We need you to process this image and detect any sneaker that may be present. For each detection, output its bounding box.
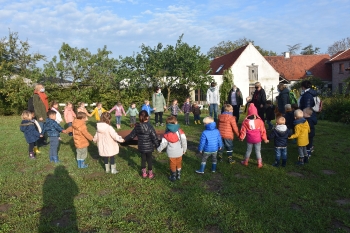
[141,168,147,178]
[228,156,235,164]
[155,123,159,127]
[148,170,154,179]
[161,123,164,126]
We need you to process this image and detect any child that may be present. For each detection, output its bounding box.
[41,110,67,163]
[303,107,317,159]
[182,97,192,125]
[124,110,159,179]
[20,110,41,159]
[77,102,92,117]
[265,100,275,130]
[217,104,239,164]
[109,102,126,129]
[239,104,269,168]
[67,112,93,168]
[64,101,76,136]
[90,102,107,122]
[288,109,310,165]
[50,100,63,124]
[268,116,291,167]
[192,102,201,125]
[168,99,182,118]
[141,100,153,117]
[157,116,187,181]
[30,110,42,154]
[195,117,223,174]
[221,101,229,114]
[125,103,139,128]
[93,112,124,174]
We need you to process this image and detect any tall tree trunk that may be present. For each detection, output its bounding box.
[167,87,171,108]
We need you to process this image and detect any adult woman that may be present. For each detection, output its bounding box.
[152,86,166,126]
[299,80,317,111]
[227,85,243,123]
[277,83,290,114]
[251,82,266,121]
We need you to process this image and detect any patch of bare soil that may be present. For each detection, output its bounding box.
[287,172,304,177]
[0,203,12,212]
[205,225,221,233]
[75,193,88,200]
[43,164,55,172]
[331,219,350,232]
[322,170,336,175]
[85,172,104,179]
[123,214,140,224]
[290,203,302,211]
[98,190,111,196]
[335,199,350,206]
[234,173,249,179]
[204,173,223,192]
[101,208,112,217]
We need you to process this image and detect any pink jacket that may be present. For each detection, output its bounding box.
[64,107,76,123]
[239,104,267,143]
[109,105,126,116]
[93,122,124,157]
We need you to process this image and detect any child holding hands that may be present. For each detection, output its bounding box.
[126,102,139,128]
[64,101,76,136]
[109,102,126,129]
[20,110,41,159]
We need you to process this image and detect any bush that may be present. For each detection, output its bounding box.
[322,95,350,123]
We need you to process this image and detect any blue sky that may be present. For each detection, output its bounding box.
[1,0,349,63]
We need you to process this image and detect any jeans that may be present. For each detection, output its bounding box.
[219,138,233,155]
[209,104,218,121]
[298,146,307,158]
[244,142,261,159]
[68,122,73,136]
[194,114,200,121]
[267,120,273,129]
[202,152,218,163]
[115,116,121,125]
[155,112,163,124]
[49,136,60,162]
[275,147,287,160]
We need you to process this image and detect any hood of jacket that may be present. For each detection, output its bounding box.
[274,124,289,136]
[209,86,217,92]
[205,121,217,130]
[166,123,180,133]
[164,130,182,143]
[218,113,233,123]
[303,88,317,97]
[294,117,306,125]
[96,122,110,133]
[72,119,86,130]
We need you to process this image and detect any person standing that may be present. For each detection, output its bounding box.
[227,85,243,123]
[251,82,266,121]
[299,80,317,111]
[152,86,166,126]
[277,83,290,115]
[206,82,220,122]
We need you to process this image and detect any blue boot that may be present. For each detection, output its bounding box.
[77,160,81,168]
[169,171,176,182]
[211,163,217,173]
[81,160,88,168]
[195,162,206,174]
[272,159,280,167]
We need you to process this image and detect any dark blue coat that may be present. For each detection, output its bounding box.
[285,111,294,130]
[305,112,317,137]
[299,89,317,110]
[41,118,64,137]
[268,125,291,147]
[198,122,223,153]
[277,88,290,114]
[20,120,40,143]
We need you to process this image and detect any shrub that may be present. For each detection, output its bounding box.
[322,95,350,123]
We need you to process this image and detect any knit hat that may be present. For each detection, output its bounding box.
[248,104,258,116]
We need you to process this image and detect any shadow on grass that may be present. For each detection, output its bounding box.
[39,165,79,232]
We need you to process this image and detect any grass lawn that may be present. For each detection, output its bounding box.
[1,114,350,233]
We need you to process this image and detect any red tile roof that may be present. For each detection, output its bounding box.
[329,48,350,62]
[209,44,248,75]
[264,54,332,81]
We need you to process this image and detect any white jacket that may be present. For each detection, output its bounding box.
[206,86,220,105]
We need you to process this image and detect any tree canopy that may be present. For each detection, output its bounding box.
[327,37,350,56]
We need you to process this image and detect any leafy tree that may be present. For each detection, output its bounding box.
[300,44,320,55]
[287,43,301,55]
[219,69,234,106]
[207,37,276,59]
[327,37,350,56]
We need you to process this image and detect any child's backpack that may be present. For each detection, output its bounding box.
[312,96,323,112]
[289,91,298,105]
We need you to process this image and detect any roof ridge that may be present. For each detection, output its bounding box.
[329,47,350,61]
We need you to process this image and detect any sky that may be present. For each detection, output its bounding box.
[1,0,349,64]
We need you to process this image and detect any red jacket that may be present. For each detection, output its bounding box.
[217,113,239,140]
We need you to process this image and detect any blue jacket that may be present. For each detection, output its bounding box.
[299,89,317,110]
[198,122,222,153]
[141,104,153,116]
[305,111,317,137]
[41,118,64,137]
[20,120,40,143]
[268,125,291,147]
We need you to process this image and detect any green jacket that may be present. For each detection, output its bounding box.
[33,94,47,122]
[152,93,166,113]
[126,107,139,117]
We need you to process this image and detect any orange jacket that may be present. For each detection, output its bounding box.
[217,113,239,140]
[67,119,93,148]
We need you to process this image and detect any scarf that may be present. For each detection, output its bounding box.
[34,90,49,112]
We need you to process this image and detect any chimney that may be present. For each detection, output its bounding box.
[284,52,290,59]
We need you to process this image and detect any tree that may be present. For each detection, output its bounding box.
[327,37,350,56]
[300,44,320,55]
[207,37,276,59]
[287,43,301,55]
[219,69,234,106]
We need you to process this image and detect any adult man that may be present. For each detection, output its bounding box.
[251,82,266,121]
[206,82,220,122]
[227,85,243,123]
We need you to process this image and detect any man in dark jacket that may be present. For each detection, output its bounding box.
[277,83,290,114]
[227,85,243,123]
[251,82,266,121]
[299,80,317,111]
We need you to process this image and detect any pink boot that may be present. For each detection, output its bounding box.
[148,170,154,179]
[241,158,249,166]
[141,168,147,178]
[257,159,263,168]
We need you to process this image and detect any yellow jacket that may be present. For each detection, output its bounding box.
[289,119,310,146]
[90,107,107,121]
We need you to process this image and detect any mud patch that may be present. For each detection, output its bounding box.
[204,173,223,192]
[75,193,88,200]
[101,208,112,217]
[287,172,304,177]
[290,203,302,211]
[331,219,350,232]
[43,164,55,172]
[0,203,12,212]
[322,170,336,175]
[123,214,140,224]
[234,173,249,179]
[335,199,350,206]
[205,225,221,233]
[85,172,104,179]
[98,190,111,196]
[171,188,183,193]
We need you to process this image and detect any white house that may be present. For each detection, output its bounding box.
[191,43,279,105]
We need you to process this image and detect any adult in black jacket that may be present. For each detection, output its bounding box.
[251,82,266,121]
[277,83,290,114]
[299,80,317,111]
[124,110,159,179]
[227,85,243,123]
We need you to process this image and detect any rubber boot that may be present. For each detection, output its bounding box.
[307,150,311,158]
[197,120,201,124]
[194,120,197,125]
[296,157,304,165]
[303,155,309,164]
[211,163,217,173]
[177,169,181,180]
[257,159,263,168]
[141,168,147,178]
[228,156,235,164]
[281,159,287,167]
[34,146,40,154]
[105,163,111,173]
[148,170,154,179]
[169,171,176,182]
[272,159,280,167]
[241,158,249,166]
[77,160,81,168]
[218,152,223,162]
[195,162,206,174]
[111,164,118,174]
[81,160,88,168]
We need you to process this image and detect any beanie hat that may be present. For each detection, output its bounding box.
[248,104,258,116]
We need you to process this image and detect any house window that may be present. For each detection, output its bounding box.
[249,66,258,81]
[339,63,345,74]
[339,83,343,94]
[195,89,206,102]
[215,65,224,74]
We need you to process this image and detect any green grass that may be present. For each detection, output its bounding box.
[1,114,350,233]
